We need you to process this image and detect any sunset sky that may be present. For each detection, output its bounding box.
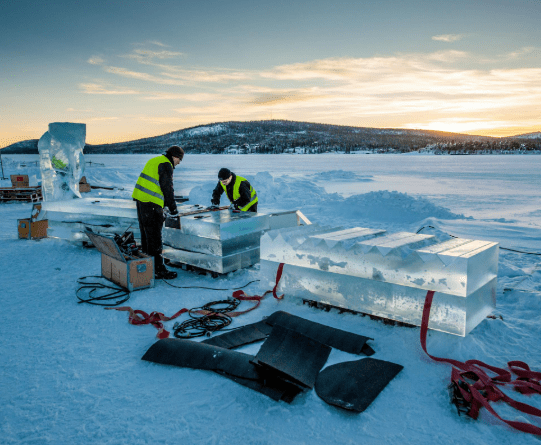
[1,0,540,146]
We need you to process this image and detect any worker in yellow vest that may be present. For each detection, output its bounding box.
[211,168,258,212]
[132,145,184,279]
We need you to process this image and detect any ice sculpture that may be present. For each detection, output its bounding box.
[38,122,86,201]
[260,225,498,336]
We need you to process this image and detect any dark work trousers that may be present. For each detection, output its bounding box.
[247,203,257,212]
[135,200,165,272]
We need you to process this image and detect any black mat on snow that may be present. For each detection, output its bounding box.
[142,338,301,402]
[251,325,331,389]
[203,310,374,356]
[315,358,403,412]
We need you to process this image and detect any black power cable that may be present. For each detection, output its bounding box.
[416,225,541,256]
[76,276,130,306]
[161,279,260,291]
[172,298,241,338]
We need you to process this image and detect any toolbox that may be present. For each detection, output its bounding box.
[85,229,154,291]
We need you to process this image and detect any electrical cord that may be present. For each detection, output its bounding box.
[416,225,541,256]
[172,298,241,338]
[76,276,130,306]
[161,279,261,291]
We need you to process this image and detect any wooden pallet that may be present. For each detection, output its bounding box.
[0,186,43,203]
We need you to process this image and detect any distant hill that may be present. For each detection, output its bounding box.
[1,120,539,154]
[514,131,541,139]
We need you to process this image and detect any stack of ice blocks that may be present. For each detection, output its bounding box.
[260,225,499,336]
[162,210,300,274]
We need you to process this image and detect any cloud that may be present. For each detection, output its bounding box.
[148,40,169,47]
[502,46,536,60]
[432,34,465,42]
[128,49,184,60]
[83,46,541,136]
[249,90,327,106]
[79,83,140,95]
[88,56,105,65]
[103,66,187,85]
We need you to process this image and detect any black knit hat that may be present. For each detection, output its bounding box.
[166,145,184,160]
[218,168,231,180]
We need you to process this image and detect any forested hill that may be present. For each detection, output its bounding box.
[2,120,540,154]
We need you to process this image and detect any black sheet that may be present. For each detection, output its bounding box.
[315,358,403,412]
[251,325,331,389]
[142,338,301,402]
[203,311,374,356]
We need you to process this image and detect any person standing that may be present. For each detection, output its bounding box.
[132,145,184,279]
[211,168,258,212]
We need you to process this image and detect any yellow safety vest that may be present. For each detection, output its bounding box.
[221,175,258,211]
[132,155,172,207]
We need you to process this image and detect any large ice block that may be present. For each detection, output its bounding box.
[260,225,499,336]
[163,246,261,274]
[38,122,86,201]
[162,209,303,273]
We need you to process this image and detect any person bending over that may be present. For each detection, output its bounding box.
[211,168,258,212]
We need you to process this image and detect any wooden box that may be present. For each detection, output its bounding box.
[85,230,154,291]
[11,175,29,187]
[79,176,91,193]
[18,218,48,239]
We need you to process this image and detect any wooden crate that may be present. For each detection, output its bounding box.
[85,230,154,291]
[11,174,29,187]
[79,176,91,193]
[18,219,48,239]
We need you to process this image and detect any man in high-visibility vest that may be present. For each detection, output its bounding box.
[132,145,184,280]
[211,168,258,212]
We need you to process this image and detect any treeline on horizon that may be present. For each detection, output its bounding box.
[3,120,541,154]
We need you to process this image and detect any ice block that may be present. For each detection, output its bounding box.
[260,225,498,336]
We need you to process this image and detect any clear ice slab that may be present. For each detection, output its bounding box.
[38,122,86,201]
[162,209,302,273]
[260,225,499,335]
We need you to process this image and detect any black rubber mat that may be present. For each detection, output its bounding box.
[142,338,301,402]
[315,358,403,412]
[202,311,374,355]
[251,325,331,389]
[266,311,375,356]
[201,320,273,349]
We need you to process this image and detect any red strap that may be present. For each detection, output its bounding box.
[272,263,285,300]
[106,306,188,338]
[107,264,287,337]
[420,290,541,436]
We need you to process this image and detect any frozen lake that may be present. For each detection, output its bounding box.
[1,153,540,444]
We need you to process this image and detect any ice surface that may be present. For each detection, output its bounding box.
[261,224,499,335]
[38,122,86,201]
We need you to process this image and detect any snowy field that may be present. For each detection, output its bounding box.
[1,153,541,445]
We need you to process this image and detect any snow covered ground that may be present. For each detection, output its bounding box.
[1,153,541,445]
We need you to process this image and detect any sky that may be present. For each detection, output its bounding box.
[1,0,541,146]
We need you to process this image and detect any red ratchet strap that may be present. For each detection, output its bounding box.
[421,290,541,436]
[273,263,285,300]
[106,306,188,339]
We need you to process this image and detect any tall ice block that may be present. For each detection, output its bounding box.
[260,226,498,336]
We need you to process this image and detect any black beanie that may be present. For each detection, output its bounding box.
[166,145,184,160]
[218,168,231,180]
